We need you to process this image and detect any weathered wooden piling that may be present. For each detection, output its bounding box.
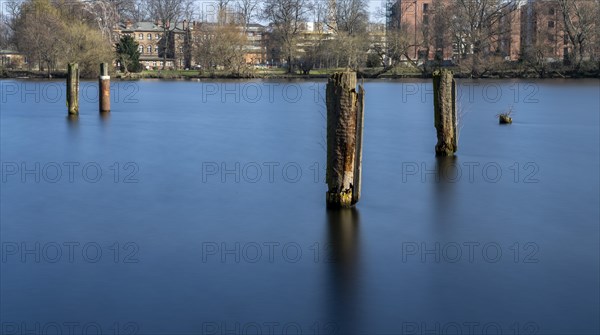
[432,69,457,156]
[326,71,365,209]
[99,63,110,113]
[67,63,79,115]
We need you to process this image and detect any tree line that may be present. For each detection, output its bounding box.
[1,0,598,77]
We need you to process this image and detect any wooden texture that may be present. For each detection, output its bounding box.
[67,63,79,115]
[433,69,457,156]
[326,71,365,208]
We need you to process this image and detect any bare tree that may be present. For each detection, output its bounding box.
[13,0,113,77]
[110,0,144,19]
[61,21,114,77]
[215,0,231,24]
[595,1,600,64]
[443,0,520,76]
[312,0,329,33]
[557,0,599,68]
[14,0,64,76]
[236,0,258,30]
[426,0,452,63]
[0,19,11,49]
[262,0,313,73]
[83,0,120,43]
[193,22,247,75]
[146,0,193,68]
[385,23,422,70]
[348,33,371,69]
[129,0,151,21]
[1,0,22,49]
[333,0,369,35]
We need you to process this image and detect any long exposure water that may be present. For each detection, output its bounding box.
[1,78,599,334]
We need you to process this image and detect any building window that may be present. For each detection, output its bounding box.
[153,61,156,67]
[155,46,159,53]
[156,34,160,39]
[139,45,144,53]
[139,33,143,40]
[148,33,152,40]
[549,8,555,15]
[548,21,555,28]
[147,45,152,53]
[423,3,429,12]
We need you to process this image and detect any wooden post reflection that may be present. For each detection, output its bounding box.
[327,208,360,267]
[433,156,458,227]
[326,208,361,332]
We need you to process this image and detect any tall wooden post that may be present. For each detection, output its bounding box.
[326,71,365,209]
[99,63,110,113]
[433,69,457,156]
[67,63,79,115]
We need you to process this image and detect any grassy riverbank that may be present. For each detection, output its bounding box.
[2,64,599,80]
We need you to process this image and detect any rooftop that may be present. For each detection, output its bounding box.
[119,21,188,33]
[0,49,21,55]
[118,21,266,33]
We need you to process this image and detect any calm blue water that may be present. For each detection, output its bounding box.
[1,78,599,334]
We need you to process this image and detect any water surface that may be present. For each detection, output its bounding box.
[1,78,599,334]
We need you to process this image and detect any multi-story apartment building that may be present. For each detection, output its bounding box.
[521,0,571,62]
[117,20,267,69]
[116,20,193,69]
[387,0,521,62]
[490,3,522,61]
[386,0,598,65]
[387,0,454,61]
[244,24,268,65]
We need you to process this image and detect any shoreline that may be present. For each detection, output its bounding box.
[2,68,599,80]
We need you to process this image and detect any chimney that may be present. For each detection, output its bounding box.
[183,19,188,30]
[125,20,132,29]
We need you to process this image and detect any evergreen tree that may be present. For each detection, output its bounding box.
[116,35,142,73]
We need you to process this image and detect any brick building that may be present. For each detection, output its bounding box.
[491,3,522,61]
[387,0,424,60]
[243,24,268,65]
[116,20,193,69]
[117,20,268,69]
[386,0,521,62]
[521,0,571,62]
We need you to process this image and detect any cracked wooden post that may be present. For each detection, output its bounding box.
[67,63,79,115]
[433,69,457,156]
[99,63,110,113]
[326,71,365,209]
